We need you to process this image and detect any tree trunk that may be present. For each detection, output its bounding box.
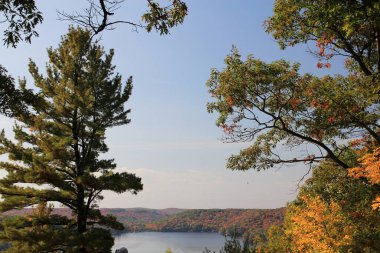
[77,185,87,253]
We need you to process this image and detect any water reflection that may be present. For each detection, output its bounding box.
[112,232,225,253]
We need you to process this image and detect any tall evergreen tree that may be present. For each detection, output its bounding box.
[0,27,142,252]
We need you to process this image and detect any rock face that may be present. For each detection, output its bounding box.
[115,247,128,253]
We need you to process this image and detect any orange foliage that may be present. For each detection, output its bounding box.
[289,97,302,110]
[226,96,234,107]
[350,138,366,147]
[309,98,331,110]
[306,88,313,97]
[287,195,353,253]
[319,101,331,110]
[315,35,335,68]
[373,197,380,210]
[327,116,335,123]
[310,98,319,107]
[349,147,380,210]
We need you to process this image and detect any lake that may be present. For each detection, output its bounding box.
[112,232,226,253]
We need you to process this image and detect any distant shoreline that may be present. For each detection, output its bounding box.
[2,207,284,236]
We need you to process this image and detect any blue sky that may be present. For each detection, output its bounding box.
[0,1,344,209]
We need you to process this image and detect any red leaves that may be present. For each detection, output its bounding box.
[316,34,334,69]
[350,138,366,147]
[219,123,237,134]
[317,62,331,69]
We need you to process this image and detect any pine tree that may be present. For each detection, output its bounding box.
[0,27,143,253]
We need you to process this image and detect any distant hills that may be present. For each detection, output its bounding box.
[3,208,284,235]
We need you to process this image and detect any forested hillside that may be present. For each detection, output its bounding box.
[2,208,284,235]
[144,209,284,235]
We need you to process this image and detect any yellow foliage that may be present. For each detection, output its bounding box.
[286,195,353,253]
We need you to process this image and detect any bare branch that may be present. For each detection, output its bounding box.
[57,0,144,35]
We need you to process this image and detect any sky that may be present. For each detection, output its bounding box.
[0,1,345,209]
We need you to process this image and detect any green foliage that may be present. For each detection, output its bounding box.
[0,66,41,117]
[59,0,187,36]
[0,0,43,47]
[261,225,290,253]
[0,1,188,47]
[0,203,77,253]
[0,67,20,117]
[207,2,380,252]
[265,0,380,76]
[0,27,142,252]
[0,0,43,117]
[207,0,380,171]
[204,233,255,253]
[207,48,380,171]
[142,0,188,35]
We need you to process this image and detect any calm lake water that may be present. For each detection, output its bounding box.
[112,232,225,253]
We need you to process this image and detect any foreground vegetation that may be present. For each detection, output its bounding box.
[209,163,380,252]
[206,0,380,252]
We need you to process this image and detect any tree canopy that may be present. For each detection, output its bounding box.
[207,49,379,170]
[207,0,380,171]
[207,1,380,250]
[0,27,142,252]
[265,0,380,76]
[0,0,188,48]
[59,0,187,36]
[0,0,43,48]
